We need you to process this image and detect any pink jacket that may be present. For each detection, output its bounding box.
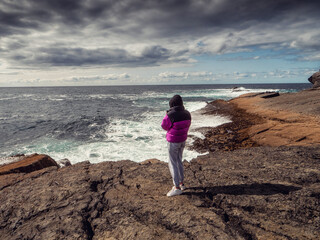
[161,106,191,143]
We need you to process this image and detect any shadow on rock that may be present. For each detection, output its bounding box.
[185,183,301,198]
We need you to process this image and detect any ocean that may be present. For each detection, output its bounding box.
[0,83,310,165]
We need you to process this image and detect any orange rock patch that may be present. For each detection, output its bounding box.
[231,91,320,147]
[0,154,59,176]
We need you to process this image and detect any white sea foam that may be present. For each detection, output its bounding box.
[48,98,64,101]
[189,112,231,140]
[88,94,117,100]
[10,100,230,164]
[0,156,24,166]
[184,101,207,112]
[0,97,18,101]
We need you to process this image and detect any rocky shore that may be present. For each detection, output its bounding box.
[1,88,320,239]
[192,88,320,153]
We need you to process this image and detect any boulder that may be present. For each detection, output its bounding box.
[308,71,320,88]
[0,153,59,176]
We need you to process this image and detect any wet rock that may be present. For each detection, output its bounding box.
[190,99,261,153]
[57,158,72,167]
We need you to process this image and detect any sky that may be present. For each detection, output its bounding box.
[0,0,319,87]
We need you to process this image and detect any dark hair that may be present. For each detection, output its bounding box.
[169,95,183,108]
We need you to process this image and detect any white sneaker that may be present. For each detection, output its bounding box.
[179,183,186,191]
[166,186,182,197]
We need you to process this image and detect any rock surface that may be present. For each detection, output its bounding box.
[308,71,320,88]
[0,154,59,176]
[191,89,320,154]
[0,154,60,192]
[0,146,320,239]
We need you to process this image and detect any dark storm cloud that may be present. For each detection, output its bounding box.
[137,0,319,38]
[1,0,319,34]
[9,45,182,67]
[1,0,320,67]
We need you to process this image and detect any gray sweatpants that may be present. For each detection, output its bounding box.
[168,141,185,187]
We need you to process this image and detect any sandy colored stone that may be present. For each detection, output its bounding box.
[0,154,59,176]
[230,89,320,147]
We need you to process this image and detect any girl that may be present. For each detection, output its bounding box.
[161,95,191,197]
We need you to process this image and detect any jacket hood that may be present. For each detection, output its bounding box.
[169,95,183,108]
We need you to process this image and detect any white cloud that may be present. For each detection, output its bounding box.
[159,71,213,79]
[302,53,320,61]
[66,73,130,82]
